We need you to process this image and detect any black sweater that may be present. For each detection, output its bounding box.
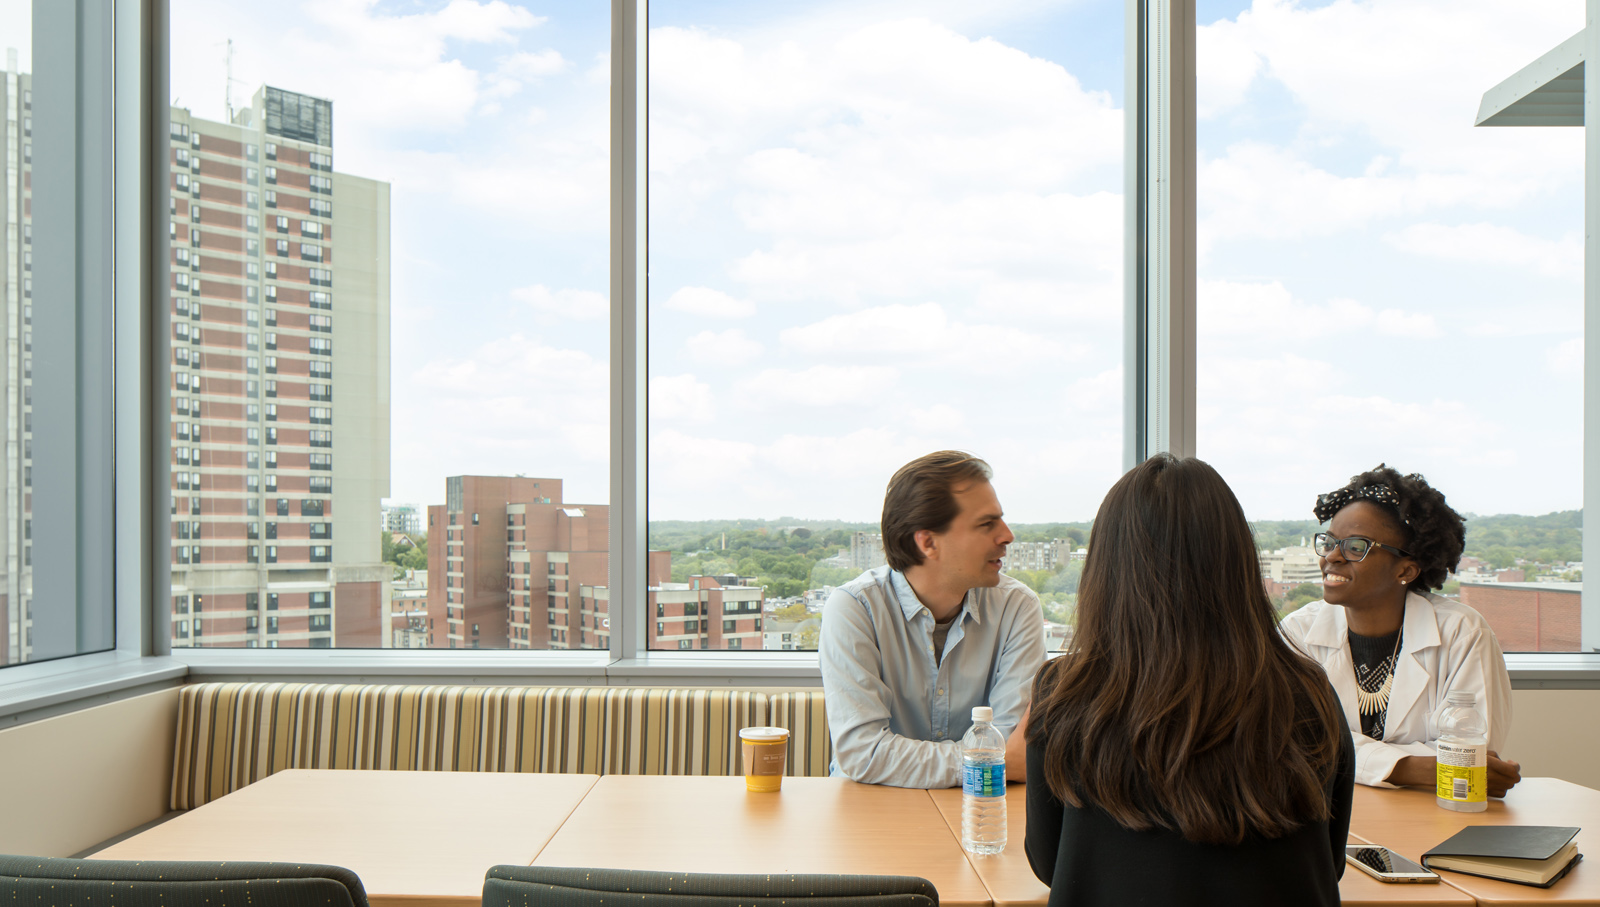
[1024,708,1355,907]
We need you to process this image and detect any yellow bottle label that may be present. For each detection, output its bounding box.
[1435,740,1487,802]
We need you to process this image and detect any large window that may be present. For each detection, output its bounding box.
[0,3,117,667]
[1197,1,1585,650]
[2,1,1596,700]
[645,2,1124,651]
[166,1,611,650]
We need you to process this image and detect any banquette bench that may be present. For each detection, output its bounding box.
[171,683,832,809]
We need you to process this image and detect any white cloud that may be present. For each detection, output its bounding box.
[1199,279,1439,341]
[649,374,716,424]
[742,364,901,407]
[662,286,756,319]
[1547,337,1583,377]
[1385,222,1581,279]
[499,49,568,79]
[650,17,1124,306]
[511,284,607,320]
[779,303,1066,371]
[904,404,966,434]
[685,329,765,365]
[1196,14,1264,119]
[1199,142,1512,250]
[647,426,934,520]
[392,334,609,504]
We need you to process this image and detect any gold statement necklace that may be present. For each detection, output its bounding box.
[1355,629,1404,716]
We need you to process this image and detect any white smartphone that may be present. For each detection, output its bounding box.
[1345,844,1441,883]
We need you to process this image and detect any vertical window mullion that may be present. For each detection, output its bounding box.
[1126,0,1196,466]
[611,0,647,663]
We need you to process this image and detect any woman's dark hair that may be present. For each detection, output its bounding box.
[880,451,992,572]
[1027,454,1344,846]
[1326,465,1465,592]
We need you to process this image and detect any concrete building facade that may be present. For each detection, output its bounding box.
[1,58,32,665]
[166,85,390,650]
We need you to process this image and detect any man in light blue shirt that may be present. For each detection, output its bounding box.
[820,450,1046,789]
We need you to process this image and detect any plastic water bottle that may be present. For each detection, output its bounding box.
[1435,690,1488,812]
[961,705,1007,854]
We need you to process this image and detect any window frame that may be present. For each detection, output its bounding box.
[2,0,1594,730]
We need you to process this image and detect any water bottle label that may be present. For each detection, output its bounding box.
[1435,741,1487,803]
[963,762,1004,797]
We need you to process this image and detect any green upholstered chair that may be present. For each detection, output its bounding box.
[0,855,369,907]
[482,866,938,907]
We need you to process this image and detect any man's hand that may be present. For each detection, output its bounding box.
[1387,751,1522,797]
[1004,704,1030,783]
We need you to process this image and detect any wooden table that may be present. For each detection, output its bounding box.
[88,770,1600,907]
[532,775,992,907]
[92,770,598,907]
[927,786,1474,906]
[1349,779,1600,905]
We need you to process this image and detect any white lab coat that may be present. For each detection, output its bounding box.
[1278,590,1512,788]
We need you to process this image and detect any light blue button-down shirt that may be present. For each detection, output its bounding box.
[819,565,1046,789]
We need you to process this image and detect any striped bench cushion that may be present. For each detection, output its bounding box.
[769,691,832,777]
[172,684,831,809]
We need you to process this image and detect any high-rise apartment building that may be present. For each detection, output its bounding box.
[167,86,390,649]
[850,531,885,571]
[1,54,33,665]
[381,502,421,535]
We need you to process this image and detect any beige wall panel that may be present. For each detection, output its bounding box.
[1507,688,1600,789]
[0,688,179,856]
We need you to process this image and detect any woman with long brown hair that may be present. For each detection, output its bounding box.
[1025,455,1354,906]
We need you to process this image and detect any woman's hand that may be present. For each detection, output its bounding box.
[1387,751,1522,797]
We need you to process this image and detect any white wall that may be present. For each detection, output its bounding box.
[0,688,178,857]
[1507,688,1600,789]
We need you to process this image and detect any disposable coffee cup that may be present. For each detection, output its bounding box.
[739,726,789,792]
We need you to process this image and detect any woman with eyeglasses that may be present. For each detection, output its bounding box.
[1278,465,1519,794]
[1025,455,1352,906]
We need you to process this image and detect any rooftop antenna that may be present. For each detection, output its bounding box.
[225,38,234,122]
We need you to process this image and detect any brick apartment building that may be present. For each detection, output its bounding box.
[425,474,762,650]
[1460,581,1582,652]
[651,574,764,650]
[166,86,391,649]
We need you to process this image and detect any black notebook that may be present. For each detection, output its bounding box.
[1421,826,1582,888]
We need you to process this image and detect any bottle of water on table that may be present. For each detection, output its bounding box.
[1435,690,1488,813]
[961,705,1007,854]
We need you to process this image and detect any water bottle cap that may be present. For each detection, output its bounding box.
[972,706,993,722]
[1445,690,1476,707]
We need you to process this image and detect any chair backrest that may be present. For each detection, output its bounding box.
[483,866,937,907]
[0,854,370,907]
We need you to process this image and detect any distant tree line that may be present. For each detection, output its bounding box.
[1248,510,1582,568]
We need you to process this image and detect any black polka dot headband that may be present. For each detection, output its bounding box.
[1313,484,1411,526]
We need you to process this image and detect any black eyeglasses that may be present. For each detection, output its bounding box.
[1313,532,1413,562]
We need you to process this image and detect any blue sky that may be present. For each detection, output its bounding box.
[141,0,1589,524]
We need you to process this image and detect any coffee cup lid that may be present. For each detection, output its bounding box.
[739,726,789,741]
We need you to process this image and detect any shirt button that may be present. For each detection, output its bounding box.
[937,689,944,695]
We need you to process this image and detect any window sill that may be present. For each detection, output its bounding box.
[173,648,822,687]
[175,648,615,685]
[1506,653,1600,688]
[608,652,821,686]
[0,652,188,727]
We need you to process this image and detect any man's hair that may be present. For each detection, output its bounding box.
[880,451,993,572]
